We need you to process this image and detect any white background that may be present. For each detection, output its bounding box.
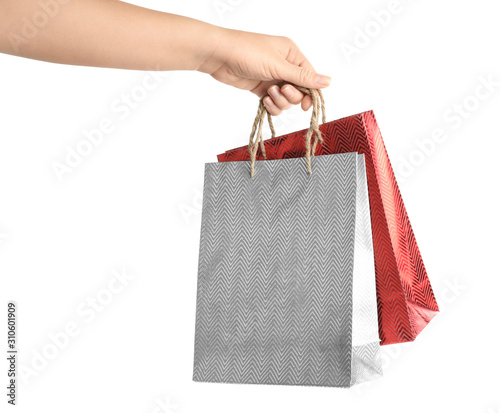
[1,0,499,412]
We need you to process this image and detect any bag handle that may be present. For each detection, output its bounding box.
[248,83,326,178]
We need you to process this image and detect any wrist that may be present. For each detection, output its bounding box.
[157,14,229,72]
[195,25,234,74]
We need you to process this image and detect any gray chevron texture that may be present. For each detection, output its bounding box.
[193,152,382,387]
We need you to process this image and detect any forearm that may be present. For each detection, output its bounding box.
[0,0,330,112]
[0,0,223,70]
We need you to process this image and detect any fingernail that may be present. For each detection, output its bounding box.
[316,74,331,87]
[263,97,273,107]
[282,86,295,99]
[269,86,282,99]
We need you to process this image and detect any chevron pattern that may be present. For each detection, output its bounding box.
[217,111,439,346]
[193,153,381,387]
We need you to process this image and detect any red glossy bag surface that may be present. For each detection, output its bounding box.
[217,110,439,345]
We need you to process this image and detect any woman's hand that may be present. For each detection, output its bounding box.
[197,28,331,115]
[0,1,330,115]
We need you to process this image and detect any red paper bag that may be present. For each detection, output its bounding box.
[218,110,439,345]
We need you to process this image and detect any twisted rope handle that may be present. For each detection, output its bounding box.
[248,84,326,178]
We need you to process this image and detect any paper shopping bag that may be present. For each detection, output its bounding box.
[218,100,439,345]
[193,151,382,387]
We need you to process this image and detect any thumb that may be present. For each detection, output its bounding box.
[276,61,331,89]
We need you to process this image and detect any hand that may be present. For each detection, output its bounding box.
[0,0,329,117]
[198,28,331,115]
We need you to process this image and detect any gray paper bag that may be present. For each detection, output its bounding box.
[193,152,382,387]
